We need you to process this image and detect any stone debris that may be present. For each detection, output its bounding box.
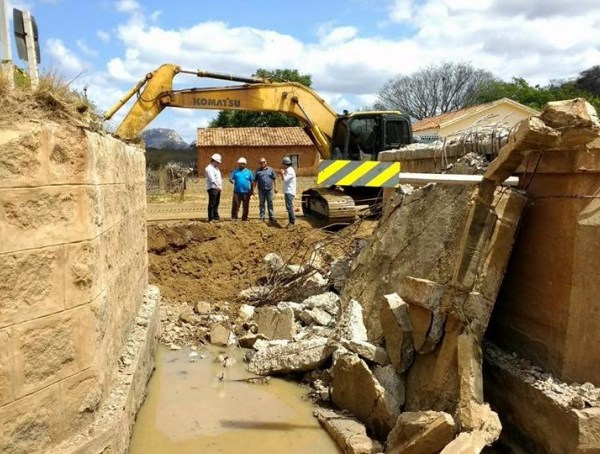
[340,339,389,366]
[194,301,211,315]
[238,304,255,320]
[332,299,368,343]
[331,353,400,439]
[239,285,271,301]
[380,293,414,374]
[237,333,267,349]
[248,337,332,375]
[314,408,383,454]
[209,324,234,347]
[276,301,305,317]
[373,365,405,407]
[329,258,352,293]
[299,307,335,328]
[485,342,600,409]
[303,292,341,316]
[386,411,456,454]
[254,306,296,340]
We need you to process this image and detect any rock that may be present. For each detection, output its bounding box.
[295,325,334,341]
[299,308,335,327]
[340,339,389,366]
[195,301,211,315]
[255,306,296,340]
[223,357,237,368]
[179,308,200,324]
[239,285,271,301]
[253,338,290,351]
[210,324,233,346]
[457,330,484,430]
[301,271,329,296]
[238,304,255,320]
[332,300,368,342]
[169,343,181,351]
[409,305,433,353]
[331,353,400,440]
[303,292,340,316]
[440,430,491,453]
[286,264,305,275]
[238,333,267,349]
[276,301,305,317]
[264,252,285,271]
[329,258,351,293]
[248,337,331,375]
[380,293,414,373]
[386,411,456,454]
[373,365,405,407]
[314,408,383,454]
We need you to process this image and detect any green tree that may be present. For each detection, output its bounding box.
[473,75,600,113]
[209,68,312,128]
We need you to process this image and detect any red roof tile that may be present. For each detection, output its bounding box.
[197,127,314,147]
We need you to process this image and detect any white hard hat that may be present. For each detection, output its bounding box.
[211,153,222,163]
[237,157,247,164]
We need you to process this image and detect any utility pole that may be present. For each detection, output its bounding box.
[0,0,14,90]
[22,10,38,90]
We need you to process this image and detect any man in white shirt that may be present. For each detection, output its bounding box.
[205,153,223,222]
[279,156,297,226]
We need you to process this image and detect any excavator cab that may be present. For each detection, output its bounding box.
[331,112,412,160]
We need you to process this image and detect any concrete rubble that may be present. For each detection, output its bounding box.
[151,99,600,453]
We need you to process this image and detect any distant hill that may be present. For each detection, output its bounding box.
[141,128,190,150]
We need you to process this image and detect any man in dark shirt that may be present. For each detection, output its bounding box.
[253,157,277,221]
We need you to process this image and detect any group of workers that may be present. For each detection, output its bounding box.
[204,154,297,225]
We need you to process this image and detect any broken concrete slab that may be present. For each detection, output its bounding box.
[264,252,285,272]
[380,293,414,374]
[248,337,331,375]
[329,258,352,293]
[238,333,267,349]
[331,353,400,440]
[299,307,335,328]
[386,411,456,454]
[303,292,340,317]
[340,339,389,366]
[252,338,289,351]
[409,305,433,353]
[276,301,304,317]
[332,300,368,343]
[400,276,445,311]
[210,324,234,347]
[440,430,490,454]
[373,365,405,407]
[238,304,255,320]
[404,317,461,414]
[457,330,484,431]
[255,306,296,340]
[314,408,383,454]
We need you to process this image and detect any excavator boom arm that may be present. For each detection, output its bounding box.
[106,64,337,159]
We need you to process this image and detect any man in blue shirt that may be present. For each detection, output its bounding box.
[229,157,254,221]
[253,157,277,221]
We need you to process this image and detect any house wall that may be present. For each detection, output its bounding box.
[198,145,319,176]
[441,104,533,137]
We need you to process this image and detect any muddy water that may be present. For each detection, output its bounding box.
[129,346,340,453]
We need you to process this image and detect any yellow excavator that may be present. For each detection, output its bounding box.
[104,63,413,221]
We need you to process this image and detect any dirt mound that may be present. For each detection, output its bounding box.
[0,72,101,131]
[148,220,333,303]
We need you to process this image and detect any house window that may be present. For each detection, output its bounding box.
[289,154,299,168]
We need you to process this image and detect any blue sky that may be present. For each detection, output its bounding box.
[5,0,600,142]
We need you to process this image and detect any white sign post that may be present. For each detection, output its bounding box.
[22,10,38,90]
[0,0,14,90]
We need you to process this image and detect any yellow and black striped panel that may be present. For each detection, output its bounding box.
[317,160,400,188]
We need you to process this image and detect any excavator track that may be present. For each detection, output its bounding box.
[301,188,357,224]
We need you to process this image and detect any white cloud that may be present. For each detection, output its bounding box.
[115,0,140,13]
[97,30,111,43]
[45,38,86,74]
[90,1,600,140]
[150,10,162,22]
[76,39,98,57]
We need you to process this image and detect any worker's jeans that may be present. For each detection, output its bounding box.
[258,189,274,220]
[232,192,251,220]
[284,193,295,224]
[207,188,221,221]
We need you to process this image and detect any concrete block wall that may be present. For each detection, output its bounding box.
[0,122,148,453]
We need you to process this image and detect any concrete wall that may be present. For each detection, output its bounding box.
[198,145,319,176]
[491,138,600,385]
[0,122,151,453]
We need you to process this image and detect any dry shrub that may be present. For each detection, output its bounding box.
[0,66,101,131]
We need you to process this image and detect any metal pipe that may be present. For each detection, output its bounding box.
[398,173,520,186]
[103,76,149,120]
[179,69,268,84]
